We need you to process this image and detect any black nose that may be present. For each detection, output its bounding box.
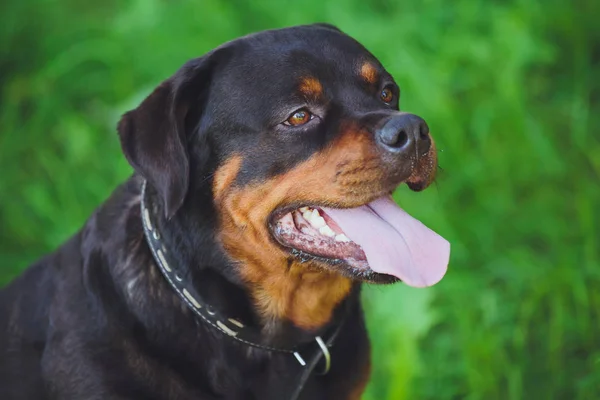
[375,113,430,155]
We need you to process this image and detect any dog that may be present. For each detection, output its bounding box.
[0,23,450,399]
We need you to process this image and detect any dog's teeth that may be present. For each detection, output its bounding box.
[335,234,351,242]
[319,225,336,237]
[311,216,326,229]
[335,234,350,242]
[302,210,313,221]
[299,206,309,213]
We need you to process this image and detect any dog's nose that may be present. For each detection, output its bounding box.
[375,113,430,156]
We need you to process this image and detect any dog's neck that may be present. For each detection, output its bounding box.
[135,180,355,346]
[77,177,366,399]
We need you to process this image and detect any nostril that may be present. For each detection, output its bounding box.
[377,113,427,152]
[417,122,432,155]
[419,123,429,142]
[377,125,411,150]
[393,129,409,149]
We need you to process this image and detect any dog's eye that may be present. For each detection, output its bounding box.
[380,86,394,103]
[284,109,313,126]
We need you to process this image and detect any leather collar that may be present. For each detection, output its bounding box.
[140,180,346,398]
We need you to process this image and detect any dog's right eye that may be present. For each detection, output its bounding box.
[380,85,394,104]
[283,109,313,126]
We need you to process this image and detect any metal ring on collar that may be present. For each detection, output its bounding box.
[315,336,331,375]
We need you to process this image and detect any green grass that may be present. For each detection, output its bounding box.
[1,0,599,398]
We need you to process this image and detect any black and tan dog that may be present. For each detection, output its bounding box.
[0,24,450,399]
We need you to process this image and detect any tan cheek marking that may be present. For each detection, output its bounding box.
[213,155,243,200]
[214,126,382,330]
[360,62,378,84]
[298,76,323,100]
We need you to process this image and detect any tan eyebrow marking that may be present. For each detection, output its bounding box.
[360,62,378,84]
[298,76,323,99]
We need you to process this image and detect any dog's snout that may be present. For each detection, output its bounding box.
[375,113,430,155]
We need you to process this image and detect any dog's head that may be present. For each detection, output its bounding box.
[118,24,449,328]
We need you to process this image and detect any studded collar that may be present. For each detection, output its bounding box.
[140,180,346,398]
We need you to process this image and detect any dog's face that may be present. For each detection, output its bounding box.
[118,24,449,327]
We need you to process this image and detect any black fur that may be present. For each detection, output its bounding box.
[0,24,419,399]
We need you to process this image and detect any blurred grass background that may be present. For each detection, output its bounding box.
[1,0,599,398]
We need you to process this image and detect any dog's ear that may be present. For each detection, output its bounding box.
[118,51,223,219]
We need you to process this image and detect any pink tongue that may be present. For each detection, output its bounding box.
[322,196,450,287]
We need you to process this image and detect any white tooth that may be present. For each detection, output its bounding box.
[319,225,336,237]
[335,234,351,242]
[311,209,320,220]
[299,206,309,213]
[311,216,326,229]
[302,210,313,221]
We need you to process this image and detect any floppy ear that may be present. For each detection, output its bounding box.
[117,53,221,219]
